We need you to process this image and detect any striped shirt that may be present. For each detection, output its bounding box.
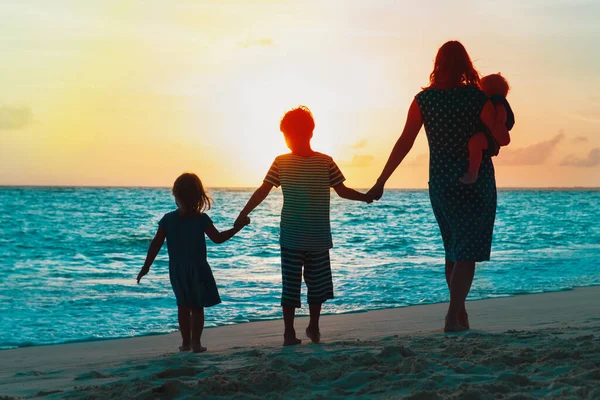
[264,152,346,251]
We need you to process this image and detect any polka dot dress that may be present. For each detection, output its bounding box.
[415,86,497,262]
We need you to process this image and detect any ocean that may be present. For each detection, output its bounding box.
[1,187,598,349]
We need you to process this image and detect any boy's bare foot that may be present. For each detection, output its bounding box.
[459,171,478,184]
[191,344,207,353]
[305,327,321,343]
[283,335,302,346]
[179,345,191,352]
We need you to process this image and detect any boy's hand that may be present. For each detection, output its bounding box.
[137,266,150,284]
[367,182,385,201]
[234,214,250,229]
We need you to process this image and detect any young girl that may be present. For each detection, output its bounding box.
[137,173,249,353]
[460,73,515,184]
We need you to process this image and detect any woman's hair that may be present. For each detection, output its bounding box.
[481,73,510,97]
[280,106,315,139]
[424,41,481,90]
[172,173,211,215]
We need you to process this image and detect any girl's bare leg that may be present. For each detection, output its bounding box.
[178,306,192,350]
[191,307,206,353]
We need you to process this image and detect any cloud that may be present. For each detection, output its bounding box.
[496,133,564,166]
[405,153,428,166]
[351,139,367,149]
[340,155,374,168]
[572,136,589,143]
[0,106,33,130]
[560,148,600,168]
[239,38,275,48]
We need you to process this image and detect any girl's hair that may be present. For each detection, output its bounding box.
[423,41,481,90]
[481,73,510,97]
[172,173,211,215]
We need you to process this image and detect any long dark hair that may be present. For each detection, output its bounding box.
[172,173,211,215]
[423,41,480,90]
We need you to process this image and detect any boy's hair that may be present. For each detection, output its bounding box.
[481,73,510,97]
[172,173,211,214]
[279,106,315,139]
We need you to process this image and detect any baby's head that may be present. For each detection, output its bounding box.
[481,73,510,97]
[172,172,211,215]
[280,106,315,150]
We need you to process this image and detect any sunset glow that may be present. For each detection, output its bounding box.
[1,0,599,188]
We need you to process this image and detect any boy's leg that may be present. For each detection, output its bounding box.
[460,133,489,184]
[177,305,192,350]
[304,250,333,343]
[191,307,206,353]
[281,248,304,346]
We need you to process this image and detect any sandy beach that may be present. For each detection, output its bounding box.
[1,286,600,399]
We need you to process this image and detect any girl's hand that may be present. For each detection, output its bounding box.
[234,214,250,229]
[137,266,150,284]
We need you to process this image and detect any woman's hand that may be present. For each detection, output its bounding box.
[367,181,385,201]
[137,266,150,284]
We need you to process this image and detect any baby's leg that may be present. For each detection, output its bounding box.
[460,133,489,184]
[191,307,206,353]
[177,305,192,351]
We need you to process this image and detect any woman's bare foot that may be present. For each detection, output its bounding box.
[459,171,478,184]
[306,326,321,343]
[444,315,468,333]
[191,344,207,353]
[458,311,470,330]
[283,333,302,346]
[179,345,191,352]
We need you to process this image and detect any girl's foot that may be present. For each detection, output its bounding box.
[191,344,207,353]
[459,171,478,184]
[306,327,321,343]
[179,345,191,352]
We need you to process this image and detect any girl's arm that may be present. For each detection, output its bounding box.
[205,218,250,244]
[367,98,423,200]
[490,103,510,146]
[234,182,273,227]
[137,227,166,283]
[333,183,372,203]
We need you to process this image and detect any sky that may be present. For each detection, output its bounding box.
[1,0,599,188]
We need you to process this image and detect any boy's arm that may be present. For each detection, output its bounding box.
[333,183,373,203]
[205,218,250,244]
[234,182,273,227]
[490,103,510,146]
[137,227,166,283]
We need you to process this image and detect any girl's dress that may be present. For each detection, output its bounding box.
[159,211,221,308]
[415,86,497,262]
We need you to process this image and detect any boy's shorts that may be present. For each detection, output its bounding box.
[280,247,334,308]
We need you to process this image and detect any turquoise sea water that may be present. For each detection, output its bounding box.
[0,187,599,349]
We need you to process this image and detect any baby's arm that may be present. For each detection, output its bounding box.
[490,103,510,147]
[333,183,373,203]
[205,218,250,244]
[137,227,166,283]
[234,182,273,227]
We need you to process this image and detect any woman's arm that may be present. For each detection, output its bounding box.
[234,182,273,227]
[205,218,250,244]
[368,98,423,199]
[333,183,372,203]
[137,227,166,283]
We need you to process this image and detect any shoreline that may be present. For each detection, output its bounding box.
[3,283,599,351]
[1,286,599,398]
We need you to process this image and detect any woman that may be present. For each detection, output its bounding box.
[368,41,497,332]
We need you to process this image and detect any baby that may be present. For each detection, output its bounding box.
[460,73,515,184]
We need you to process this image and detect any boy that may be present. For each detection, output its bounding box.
[235,106,372,346]
[460,73,515,184]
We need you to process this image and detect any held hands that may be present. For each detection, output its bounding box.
[137,266,150,284]
[234,214,251,230]
[367,181,385,201]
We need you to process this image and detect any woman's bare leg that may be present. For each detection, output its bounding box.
[177,306,191,350]
[445,261,475,332]
[445,261,469,329]
[191,307,206,353]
